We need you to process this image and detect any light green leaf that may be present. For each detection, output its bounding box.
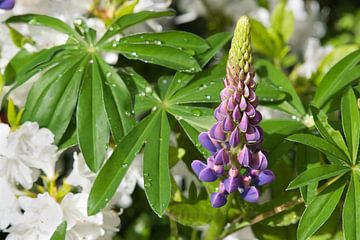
[119,31,210,54]
[313,49,360,108]
[167,200,216,227]
[311,106,350,162]
[6,14,83,43]
[77,57,109,172]
[7,24,35,48]
[104,42,201,72]
[297,177,346,240]
[98,10,175,44]
[50,221,67,240]
[343,171,360,240]
[341,88,360,164]
[286,134,349,163]
[270,1,294,41]
[143,111,171,216]
[88,111,160,215]
[287,165,350,190]
[250,19,276,57]
[256,81,287,102]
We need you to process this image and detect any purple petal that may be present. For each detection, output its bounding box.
[246,104,256,118]
[249,89,256,102]
[229,127,240,147]
[239,95,247,111]
[233,91,241,103]
[232,105,241,123]
[258,170,275,185]
[210,192,227,208]
[238,145,251,166]
[224,177,241,193]
[0,0,15,9]
[214,148,229,165]
[227,97,236,111]
[199,168,218,182]
[214,107,225,121]
[207,156,215,168]
[198,132,217,153]
[239,113,248,132]
[249,111,262,125]
[219,100,228,114]
[244,84,250,98]
[213,164,224,175]
[220,87,235,101]
[210,123,226,141]
[242,186,259,202]
[191,160,207,176]
[245,126,260,143]
[223,115,234,132]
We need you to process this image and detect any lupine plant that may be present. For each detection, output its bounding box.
[1,0,360,239]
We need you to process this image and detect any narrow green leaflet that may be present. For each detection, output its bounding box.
[50,221,67,240]
[311,106,350,161]
[98,10,175,44]
[343,172,360,240]
[119,31,210,54]
[167,200,216,227]
[255,59,305,116]
[88,111,160,215]
[341,88,360,164]
[7,24,35,48]
[297,177,347,240]
[270,1,295,41]
[143,111,171,216]
[104,43,201,72]
[313,49,360,108]
[287,134,349,163]
[77,57,109,172]
[250,19,275,57]
[256,81,287,102]
[6,14,83,42]
[287,165,350,190]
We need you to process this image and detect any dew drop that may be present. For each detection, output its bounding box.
[191,109,201,117]
[125,111,131,116]
[138,91,146,97]
[144,182,152,188]
[106,72,112,78]
[89,59,94,64]
[145,86,152,93]
[109,27,114,31]
[154,39,162,45]
[121,163,128,168]
[130,52,138,57]
[205,95,211,100]
[162,79,168,84]
[144,173,149,177]
[151,106,157,111]
[175,116,183,120]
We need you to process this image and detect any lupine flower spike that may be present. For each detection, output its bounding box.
[191,16,275,208]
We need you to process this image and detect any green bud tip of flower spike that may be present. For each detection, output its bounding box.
[227,16,252,74]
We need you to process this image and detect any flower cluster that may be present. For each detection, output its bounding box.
[191,16,274,208]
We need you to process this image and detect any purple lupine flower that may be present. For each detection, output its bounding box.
[191,16,275,208]
[0,0,15,9]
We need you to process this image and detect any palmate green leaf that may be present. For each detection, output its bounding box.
[341,88,360,164]
[311,106,350,162]
[103,42,201,72]
[76,56,110,172]
[255,59,305,116]
[96,56,135,143]
[313,49,360,108]
[343,171,360,240]
[98,10,175,44]
[143,111,171,216]
[6,14,83,43]
[270,1,294,41]
[286,134,349,163]
[170,60,226,104]
[119,31,210,54]
[22,53,85,143]
[297,177,346,240]
[287,165,350,190]
[164,32,232,99]
[88,111,160,215]
[167,200,216,227]
[50,221,67,240]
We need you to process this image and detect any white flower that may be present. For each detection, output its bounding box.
[5,193,63,240]
[99,209,121,240]
[0,177,21,230]
[297,37,333,78]
[61,192,104,240]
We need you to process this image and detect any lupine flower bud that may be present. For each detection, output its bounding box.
[0,0,15,9]
[191,16,274,208]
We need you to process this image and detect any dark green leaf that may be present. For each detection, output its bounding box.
[119,31,210,54]
[98,11,175,44]
[343,171,360,240]
[104,42,201,72]
[88,111,160,215]
[287,165,350,190]
[77,57,109,172]
[50,221,67,240]
[311,106,350,161]
[287,134,349,162]
[313,49,360,108]
[6,14,82,42]
[143,111,171,216]
[341,88,360,164]
[167,200,216,227]
[297,177,346,240]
